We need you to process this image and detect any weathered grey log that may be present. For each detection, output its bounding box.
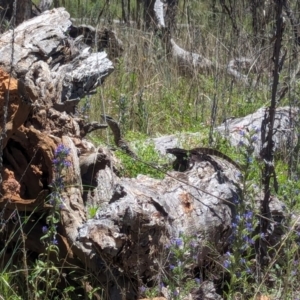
[226,57,254,85]
[77,147,285,299]
[142,106,298,158]
[150,0,256,81]
[0,8,113,106]
[78,156,240,298]
[154,0,165,28]
[0,8,113,139]
[166,35,214,75]
[216,106,298,157]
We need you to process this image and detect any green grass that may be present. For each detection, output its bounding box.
[115,140,170,179]
[3,0,300,299]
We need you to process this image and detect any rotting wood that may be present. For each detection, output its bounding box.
[0,8,114,274]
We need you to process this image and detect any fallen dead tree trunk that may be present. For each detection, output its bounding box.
[0,8,286,300]
[216,106,299,157]
[0,5,115,293]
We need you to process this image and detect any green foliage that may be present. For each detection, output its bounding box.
[28,144,71,299]
[115,140,169,179]
[138,233,200,299]
[164,234,200,299]
[87,205,99,219]
[0,272,22,300]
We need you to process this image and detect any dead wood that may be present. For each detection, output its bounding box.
[0,7,113,271]
[0,7,288,300]
[154,1,256,83]
[216,106,298,157]
[68,24,124,60]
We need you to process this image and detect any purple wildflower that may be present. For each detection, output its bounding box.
[165,243,171,249]
[52,158,59,165]
[52,144,72,172]
[63,160,72,168]
[225,251,231,257]
[53,177,64,189]
[244,211,253,219]
[59,203,65,210]
[245,222,253,232]
[159,282,165,291]
[54,144,71,157]
[260,232,265,239]
[251,135,258,142]
[235,215,241,223]
[42,226,48,234]
[175,238,183,247]
[224,260,231,269]
[240,258,246,264]
[243,236,255,245]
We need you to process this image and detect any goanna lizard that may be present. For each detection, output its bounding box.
[166,147,241,172]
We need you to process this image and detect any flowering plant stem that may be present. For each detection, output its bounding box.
[35,144,71,299]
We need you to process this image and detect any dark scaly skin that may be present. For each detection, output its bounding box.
[191,148,241,170]
[101,115,138,159]
[166,147,241,171]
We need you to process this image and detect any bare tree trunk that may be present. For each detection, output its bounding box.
[0,0,32,26]
[143,0,156,29]
[16,0,32,24]
[121,0,127,23]
[127,0,131,22]
[165,0,178,33]
[259,0,285,268]
[53,0,60,7]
